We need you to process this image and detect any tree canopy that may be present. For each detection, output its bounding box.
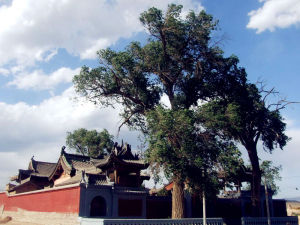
[73,4,252,218]
[73,5,247,132]
[66,128,114,157]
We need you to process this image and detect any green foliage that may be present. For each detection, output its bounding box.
[72,4,249,206]
[199,82,288,214]
[146,107,216,180]
[156,188,170,197]
[216,145,246,186]
[66,128,114,157]
[199,84,289,152]
[145,106,239,196]
[261,160,282,195]
[73,4,247,131]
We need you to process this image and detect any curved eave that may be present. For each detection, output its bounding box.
[10,175,19,182]
[9,176,43,192]
[93,154,114,168]
[123,160,149,169]
[61,153,73,171]
[28,159,34,171]
[95,154,149,170]
[48,155,72,181]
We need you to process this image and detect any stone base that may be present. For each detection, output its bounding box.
[2,209,79,225]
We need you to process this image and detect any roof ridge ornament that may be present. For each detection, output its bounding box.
[113,142,119,156]
[61,146,66,155]
[29,156,37,172]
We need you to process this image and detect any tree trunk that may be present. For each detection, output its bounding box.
[246,142,262,217]
[172,179,185,218]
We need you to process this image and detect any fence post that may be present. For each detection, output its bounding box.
[241,217,245,225]
[264,178,271,225]
[202,169,206,225]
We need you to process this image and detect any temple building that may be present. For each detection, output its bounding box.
[0,142,151,224]
[9,143,149,195]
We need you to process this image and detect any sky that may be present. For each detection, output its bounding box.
[0,0,299,199]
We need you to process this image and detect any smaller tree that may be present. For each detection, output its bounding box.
[66,128,114,157]
[198,83,289,216]
[261,160,282,195]
[216,145,247,192]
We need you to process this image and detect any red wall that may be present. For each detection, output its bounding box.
[0,186,80,213]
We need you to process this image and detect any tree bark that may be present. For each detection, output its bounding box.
[172,179,185,218]
[246,142,262,217]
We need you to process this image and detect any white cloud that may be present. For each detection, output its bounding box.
[247,0,300,33]
[0,87,141,190]
[0,0,203,69]
[257,127,300,198]
[0,0,205,189]
[8,67,80,90]
[0,68,9,76]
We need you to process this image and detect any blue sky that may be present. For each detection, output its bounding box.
[0,0,300,199]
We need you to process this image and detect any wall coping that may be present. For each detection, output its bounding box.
[0,183,80,197]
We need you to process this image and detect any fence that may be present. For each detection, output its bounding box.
[79,218,224,225]
[80,217,298,225]
[241,217,298,225]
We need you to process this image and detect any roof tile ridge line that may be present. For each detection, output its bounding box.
[33,160,56,165]
[96,153,113,167]
[90,158,100,167]
[63,150,90,160]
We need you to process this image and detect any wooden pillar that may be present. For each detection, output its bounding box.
[136,170,141,187]
[114,169,118,184]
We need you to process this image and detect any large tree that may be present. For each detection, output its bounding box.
[198,83,289,216]
[73,4,247,218]
[66,128,114,157]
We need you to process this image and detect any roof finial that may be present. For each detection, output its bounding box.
[61,146,66,155]
[113,142,118,156]
[114,142,118,148]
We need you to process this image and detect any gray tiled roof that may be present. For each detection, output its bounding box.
[62,152,96,171]
[10,160,56,182]
[30,160,57,177]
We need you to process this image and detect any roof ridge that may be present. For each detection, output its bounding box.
[34,160,56,165]
[62,148,90,158]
